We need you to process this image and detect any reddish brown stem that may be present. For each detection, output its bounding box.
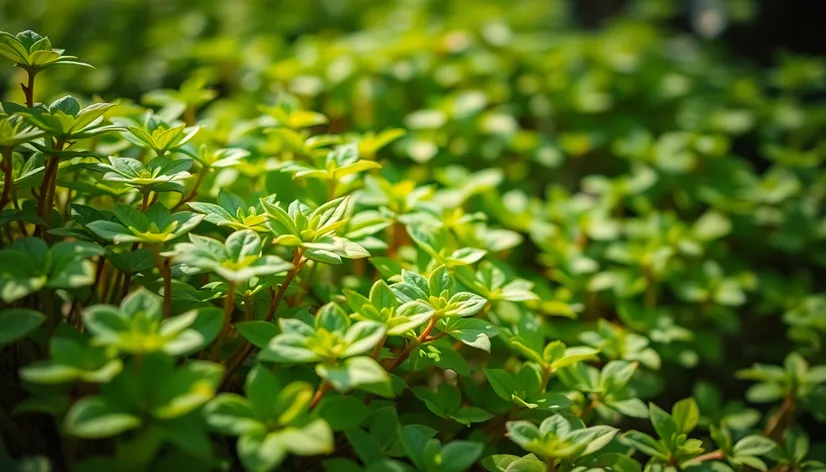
[764,394,796,441]
[385,317,438,374]
[221,251,305,387]
[694,450,724,463]
[140,192,150,212]
[172,170,205,211]
[265,250,305,322]
[289,260,316,306]
[36,138,65,239]
[308,380,331,410]
[23,70,35,107]
[210,282,236,361]
[579,398,599,419]
[371,336,386,360]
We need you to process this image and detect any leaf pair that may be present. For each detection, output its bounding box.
[88,202,203,244]
[204,366,334,471]
[260,303,393,397]
[506,412,618,461]
[0,238,103,302]
[83,288,222,356]
[3,96,117,140]
[261,196,370,264]
[99,156,193,193]
[167,230,293,284]
[485,363,573,411]
[390,266,487,319]
[0,30,93,70]
[558,360,649,418]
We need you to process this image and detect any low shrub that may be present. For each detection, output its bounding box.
[1,2,825,471]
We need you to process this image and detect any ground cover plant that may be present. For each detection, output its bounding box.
[1,1,826,471]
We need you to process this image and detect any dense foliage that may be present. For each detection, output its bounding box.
[2,1,826,471]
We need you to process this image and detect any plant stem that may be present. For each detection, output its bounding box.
[172,169,205,210]
[221,250,305,388]
[546,458,555,472]
[694,450,724,463]
[540,366,552,391]
[265,250,305,322]
[386,317,438,374]
[290,259,316,306]
[140,191,150,212]
[152,245,172,318]
[387,221,402,258]
[23,70,35,107]
[764,394,795,441]
[210,282,236,361]
[327,179,336,200]
[579,397,599,419]
[36,138,66,240]
[120,272,132,301]
[83,258,106,306]
[308,380,331,410]
[371,335,386,360]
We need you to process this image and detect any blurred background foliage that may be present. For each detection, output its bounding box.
[2,0,826,439]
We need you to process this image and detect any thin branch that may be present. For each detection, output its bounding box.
[308,380,331,410]
[210,282,236,361]
[764,394,796,441]
[172,169,206,211]
[220,250,305,388]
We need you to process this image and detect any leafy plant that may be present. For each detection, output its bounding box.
[1,6,826,471]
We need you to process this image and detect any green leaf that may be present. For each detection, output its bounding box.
[527,392,573,411]
[237,431,289,472]
[346,428,383,465]
[441,317,498,352]
[245,365,284,420]
[273,381,313,425]
[444,292,487,317]
[649,403,679,446]
[399,424,438,470]
[733,435,776,456]
[161,307,223,356]
[484,369,516,401]
[236,321,279,349]
[316,395,371,430]
[600,360,638,394]
[63,397,141,438]
[317,356,393,397]
[672,397,699,434]
[438,440,483,472]
[428,265,453,296]
[0,308,44,347]
[451,407,495,426]
[342,321,386,358]
[204,394,264,436]
[621,430,669,459]
[151,360,223,419]
[606,398,649,418]
[482,454,545,472]
[260,332,321,364]
[505,421,542,454]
